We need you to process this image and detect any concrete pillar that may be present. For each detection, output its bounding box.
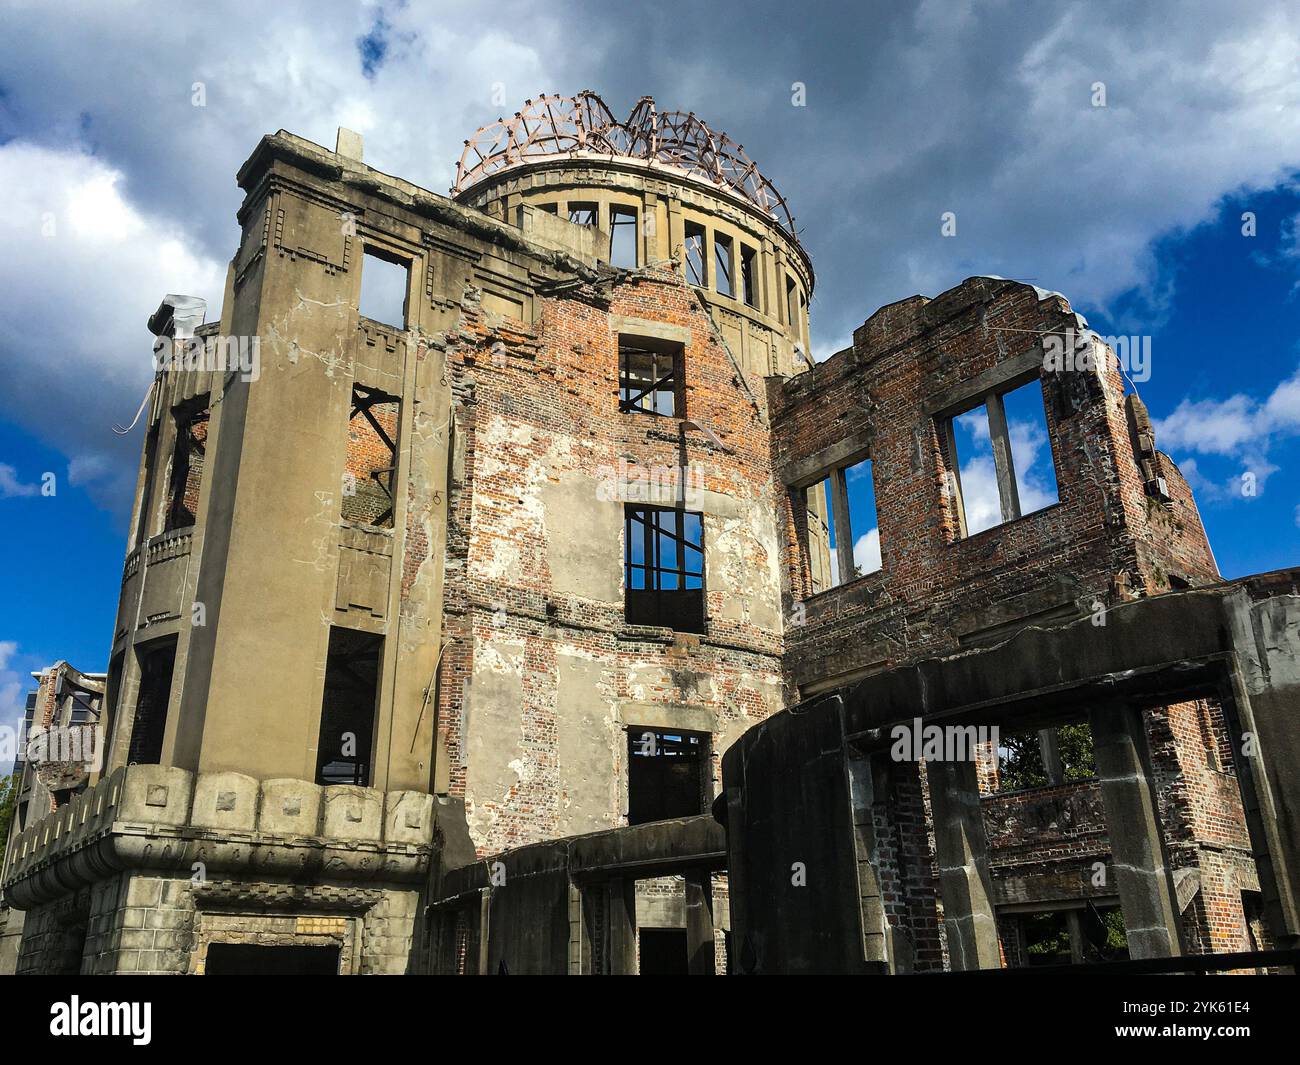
[1088,703,1183,959]
[606,877,637,975]
[1039,727,1064,784]
[684,870,716,975]
[849,754,892,972]
[830,467,855,584]
[927,757,1001,970]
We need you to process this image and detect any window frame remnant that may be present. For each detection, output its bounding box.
[568,201,598,227]
[342,383,400,529]
[799,455,881,595]
[609,203,638,268]
[618,337,684,418]
[626,726,711,825]
[713,233,734,297]
[939,375,1060,540]
[684,221,707,287]
[624,505,705,632]
[127,637,177,766]
[740,244,759,309]
[358,247,411,329]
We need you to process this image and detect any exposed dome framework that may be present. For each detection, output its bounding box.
[453,91,797,237]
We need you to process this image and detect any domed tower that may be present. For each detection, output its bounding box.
[451,91,814,379]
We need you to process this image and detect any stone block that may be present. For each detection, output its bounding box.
[322,786,383,841]
[190,771,259,832]
[259,778,324,836]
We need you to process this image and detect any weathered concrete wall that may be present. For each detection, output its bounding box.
[720,572,1300,972]
[438,269,788,857]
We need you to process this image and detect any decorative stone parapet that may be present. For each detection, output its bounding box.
[2,765,434,909]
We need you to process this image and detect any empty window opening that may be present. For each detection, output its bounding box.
[942,378,1060,538]
[127,638,176,766]
[63,684,101,727]
[342,384,399,528]
[627,727,709,825]
[619,338,683,417]
[638,928,689,975]
[1010,904,1127,967]
[358,249,410,329]
[684,222,706,287]
[802,457,881,593]
[996,723,1095,792]
[785,275,798,328]
[537,202,558,215]
[568,202,598,227]
[205,943,341,975]
[316,628,382,787]
[740,244,759,309]
[713,234,734,298]
[609,204,638,268]
[625,507,705,632]
[54,921,89,975]
[164,404,209,531]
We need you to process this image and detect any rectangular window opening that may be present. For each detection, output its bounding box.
[568,202,598,227]
[684,222,706,287]
[995,722,1095,792]
[205,943,341,975]
[942,378,1060,539]
[359,248,410,329]
[627,726,709,825]
[342,384,399,528]
[802,457,881,593]
[624,506,705,632]
[1011,904,1128,967]
[785,275,798,328]
[127,638,176,766]
[713,233,734,298]
[315,627,382,787]
[637,928,689,975]
[164,403,209,532]
[609,204,638,269]
[740,244,759,309]
[618,338,683,418]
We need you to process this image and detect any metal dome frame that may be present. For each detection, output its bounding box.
[453,91,797,237]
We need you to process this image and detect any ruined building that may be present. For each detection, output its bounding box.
[3,93,1298,975]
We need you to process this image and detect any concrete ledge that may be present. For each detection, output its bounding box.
[2,766,435,909]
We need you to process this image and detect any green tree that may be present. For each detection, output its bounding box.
[998,724,1095,791]
[0,771,19,847]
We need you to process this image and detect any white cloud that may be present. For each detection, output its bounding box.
[0,0,566,514]
[853,528,881,574]
[0,642,32,773]
[953,411,1058,532]
[0,464,40,498]
[1153,364,1300,498]
[0,142,227,510]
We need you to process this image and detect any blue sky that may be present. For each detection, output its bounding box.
[1,0,1298,728]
